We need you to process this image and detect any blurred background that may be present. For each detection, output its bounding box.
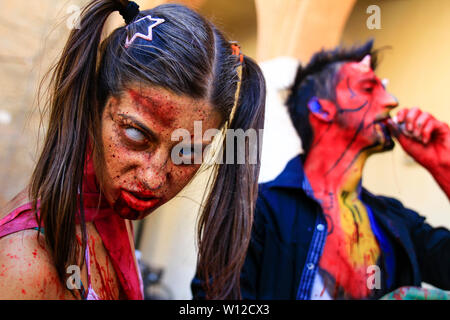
[0,0,449,299]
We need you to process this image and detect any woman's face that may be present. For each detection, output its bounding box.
[99,84,222,220]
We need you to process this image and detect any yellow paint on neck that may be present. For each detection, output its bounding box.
[337,191,380,267]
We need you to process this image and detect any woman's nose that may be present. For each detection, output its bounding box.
[139,150,169,190]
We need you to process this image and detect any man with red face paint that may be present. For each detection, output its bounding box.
[237,40,450,300]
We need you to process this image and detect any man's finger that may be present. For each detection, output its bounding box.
[414,112,431,140]
[395,108,409,123]
[405,107,421,132]
[422,120,436,144]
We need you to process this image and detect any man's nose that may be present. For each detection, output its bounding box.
[383,91,399,110]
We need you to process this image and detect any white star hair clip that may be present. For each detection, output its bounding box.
[125,15,165,49]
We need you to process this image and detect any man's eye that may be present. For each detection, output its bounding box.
[363,87,374,93]
[125,127,146,143]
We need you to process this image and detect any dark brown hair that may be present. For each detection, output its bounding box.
[30,0,265,299]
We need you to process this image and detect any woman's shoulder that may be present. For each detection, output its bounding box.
[0,229,69,299]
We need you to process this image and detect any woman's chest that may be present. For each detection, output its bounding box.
[77,223,122,300]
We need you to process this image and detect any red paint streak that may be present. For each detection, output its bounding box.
[21,289,26,295]
[32,249,37,258]
[128,89,175,127]
[320,285,326,297]
[90,236,115,299]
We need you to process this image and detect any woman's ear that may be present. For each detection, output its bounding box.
[307,97,336,122]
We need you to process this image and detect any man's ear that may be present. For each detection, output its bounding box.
[307,97,336,122]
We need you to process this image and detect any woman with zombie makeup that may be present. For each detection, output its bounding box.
[0,0,265,300]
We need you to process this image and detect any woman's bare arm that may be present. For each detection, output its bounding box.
[0,230,72,299]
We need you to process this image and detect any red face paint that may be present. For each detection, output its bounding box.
[333,59,398,151]
[128,89,176,127]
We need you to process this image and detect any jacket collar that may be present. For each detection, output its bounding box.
[267,155,391,205]
[266,154,318,201]
[267,154,306,190]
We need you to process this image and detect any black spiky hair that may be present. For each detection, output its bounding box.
[290,39,378,95]
[286,39,380,161]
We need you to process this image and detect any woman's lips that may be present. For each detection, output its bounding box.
[119,189,161,212]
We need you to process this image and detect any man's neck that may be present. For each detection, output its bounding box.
[303,139,369,207]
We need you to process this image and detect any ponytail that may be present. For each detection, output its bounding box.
[30,0,127,290]
[196,56,266,299]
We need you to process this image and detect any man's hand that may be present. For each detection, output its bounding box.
[387,107,450,198]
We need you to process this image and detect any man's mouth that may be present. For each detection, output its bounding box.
[374,113,391,124]
[119,189,161,212]
[373,116,395,148]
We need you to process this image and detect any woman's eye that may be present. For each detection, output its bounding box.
[363,86,374,93]
[179,147,193,158]
[124,127,146,143]
[175,146,201,165]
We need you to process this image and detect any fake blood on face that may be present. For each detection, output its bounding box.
[127,88,176,127]
[99,84,222,221]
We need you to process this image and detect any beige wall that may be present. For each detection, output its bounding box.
[0,0,87,205]
[255,0,356,62]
